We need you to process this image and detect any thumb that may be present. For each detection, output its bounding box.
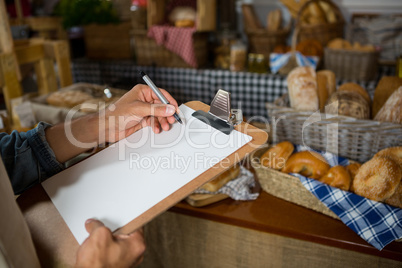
[135,102,176,118]
[85,218,105,234]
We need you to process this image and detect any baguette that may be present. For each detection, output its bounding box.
[267,9,282,31]
[200,165,241,192]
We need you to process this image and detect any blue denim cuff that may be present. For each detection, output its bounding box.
[26,122,65,181]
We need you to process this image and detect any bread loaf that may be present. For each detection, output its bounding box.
[287,66,318,111]
[317,70,336,96]
[325,91,370,119]
[200,165,241,192]
[372,76,402,117]
[338,82,371,105]
[374,86,402,124]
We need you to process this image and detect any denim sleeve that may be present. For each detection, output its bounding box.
[0,122,65,195]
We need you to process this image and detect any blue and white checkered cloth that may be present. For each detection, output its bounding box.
[290,145,402,250]
[193,166,259,201]
[269,52,320,74]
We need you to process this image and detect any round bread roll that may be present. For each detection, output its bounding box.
[47,91,93,108]
[327,38,352,50]
[352,156,402,201]
[200,165,241,192]
[287,66,318,111]
[175,19,195,27]
[374,147,402,167]
[374,86,402,124]
[296,39,323,57]
[385,183,402,209]
[325,91,370,119]
[346,162,361,180]
[260,141,294,170]
[282,151,330,179]
[319,165,351,191]
[338,82,371,104]
[168,6,196,24]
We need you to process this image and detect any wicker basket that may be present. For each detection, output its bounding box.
[296,0,344,46]
[131,29,209,68]
[250,146,339,219]
[246,26,291,60]
[324,47,379,81]
[266,103,402,163]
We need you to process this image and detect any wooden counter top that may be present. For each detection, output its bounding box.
[171,190,402,262]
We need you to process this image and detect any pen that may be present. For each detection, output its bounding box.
[140,71,183,124]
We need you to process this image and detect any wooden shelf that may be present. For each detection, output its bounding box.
[171,190,402,262]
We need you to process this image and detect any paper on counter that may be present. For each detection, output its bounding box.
[42,104,252,244]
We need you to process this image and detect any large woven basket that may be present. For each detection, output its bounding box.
[131,29,209,68]
[324,47,379,81]
[296,0,344,46]
[266,103,402,163]
[250,146,339,219]
[246,26,291,60]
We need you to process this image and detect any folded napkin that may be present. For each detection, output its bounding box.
[290,145,402,250]
[147,25,198,68]
[193,166,259,201]
[269,52,319,74]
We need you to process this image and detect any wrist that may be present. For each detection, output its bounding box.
[70,113,100,148]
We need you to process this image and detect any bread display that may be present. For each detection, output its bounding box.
[319,165,351,191]
[280,0,340,23]
[287,66,318,111]
[325,91,370,119]
[282,151,330,179]
[374,86,402,124]
[327,38,375,52]
[200,165,241,192]
[258,141,402,209]
[46,91,93,108]
[260,141,294,170]
[372,76,402,117]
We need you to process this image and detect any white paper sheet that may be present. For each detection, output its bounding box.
[42,105,252,244]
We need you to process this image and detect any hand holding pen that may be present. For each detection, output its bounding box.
[140,71,183,124]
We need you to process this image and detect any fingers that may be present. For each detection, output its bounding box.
[134,84,179,110]
[133,102,176,119]
[85,218,105,234]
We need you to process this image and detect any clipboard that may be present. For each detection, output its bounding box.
[17,100,268,265]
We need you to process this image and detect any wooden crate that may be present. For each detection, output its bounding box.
[84,22,132,59]
[131,29,209,68]
[147,0,216,31]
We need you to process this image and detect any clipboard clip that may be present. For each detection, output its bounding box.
[192,89,243,135]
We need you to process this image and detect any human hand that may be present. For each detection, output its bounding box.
[75,219,146,268]
[101,84,180,143]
